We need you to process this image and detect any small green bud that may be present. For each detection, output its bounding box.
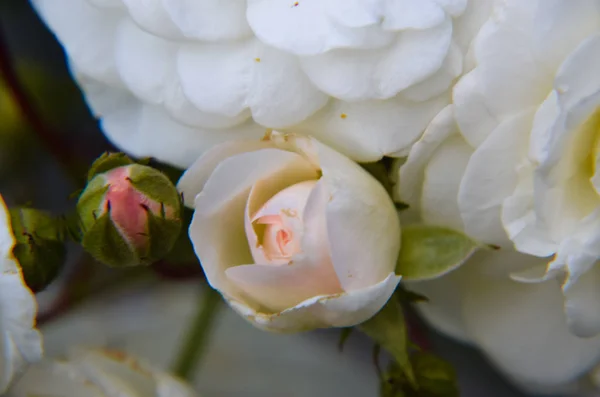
[77,162,182,267]
[8,208,67,293]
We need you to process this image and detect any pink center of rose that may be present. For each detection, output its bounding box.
[246,180,317,265]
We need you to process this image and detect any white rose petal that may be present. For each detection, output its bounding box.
[0,196,42,393]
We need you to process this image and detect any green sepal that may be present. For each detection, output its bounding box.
[127,165,181,211]
[396,225,480,281]
[359,297,416,388]
[381,353,459,397]
[87,152,134,181]
[144,210,182,266]
[81,212,138,268]
[9,208,67,292]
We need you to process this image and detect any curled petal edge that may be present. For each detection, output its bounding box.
[225,273,401,333]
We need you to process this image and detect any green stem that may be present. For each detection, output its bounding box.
[172,286,222,380]
[358,297,417,388]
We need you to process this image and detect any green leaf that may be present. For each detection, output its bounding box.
[338,327,354,352]
[359,298,416,388]
[396,225,479,281]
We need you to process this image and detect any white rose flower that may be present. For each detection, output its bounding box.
[178,131,401,332]
[395,1,600,392]
[7,347,199,397]
[0,195,43,393]
[32,0,491,168]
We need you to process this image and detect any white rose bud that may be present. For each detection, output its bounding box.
[7,347,199,397]
[178,132,401,332]
[0,195,42,393]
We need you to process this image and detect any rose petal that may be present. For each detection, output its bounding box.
[227,273,400,332]
[179,140,275,208]
[245,180,319,265]
[314,140,400,290]
[458,110,534,248]
[162,0,252,41]
[563,265,600,338]
[225,256,342,313]
[420,133,472,232]
[79,80,265,169]
[299,17,452,100]
[380,0,445,31]
[33,0,123,87]
[177,39,328,127]
[294,94,447,162]
[462,272,600,392]
[406,266,472,344]
[121,0,182,39]
[114,18,177,105]
[396,105,458,210]
[247,0,393,56]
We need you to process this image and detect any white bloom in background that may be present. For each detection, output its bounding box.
[33,0,491,168]
[396,0,600,393]
[7,347,199,397]
[0,195,43,393]
[178,131,400,332]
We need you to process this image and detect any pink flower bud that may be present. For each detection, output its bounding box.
[77,162,182,267]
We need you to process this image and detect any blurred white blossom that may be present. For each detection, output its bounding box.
[7,347,199,397]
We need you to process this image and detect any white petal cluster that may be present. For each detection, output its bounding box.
[0,195,42,393]
[7,347,199,397]
[396,0,600,393]
[33,0,492,168]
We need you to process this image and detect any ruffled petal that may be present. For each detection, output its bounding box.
[458,110,534,247]
[294,94,448,162]
[121,0,182,39]
[79,80,265,168]
[247,0,393,56]
[300,17,452,100]
[162,0,252,41]
[177,39,327,127]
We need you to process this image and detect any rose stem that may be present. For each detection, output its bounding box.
[172,286,222,380]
